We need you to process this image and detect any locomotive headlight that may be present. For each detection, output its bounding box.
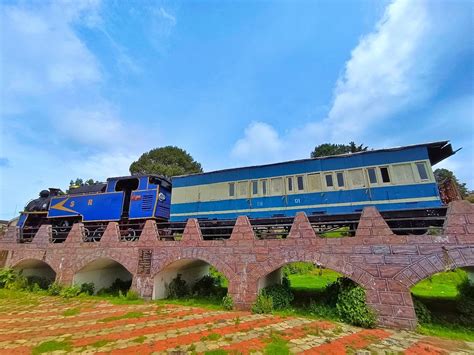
[158,193,166,201]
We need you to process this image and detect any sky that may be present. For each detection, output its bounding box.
[0,0,473,219]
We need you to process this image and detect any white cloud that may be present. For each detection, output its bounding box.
[231,0,473,183]
[231,122,283,164]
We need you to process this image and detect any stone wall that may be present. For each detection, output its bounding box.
[1,200,473,330]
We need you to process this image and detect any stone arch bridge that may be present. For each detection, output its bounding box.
[0,201,473,330]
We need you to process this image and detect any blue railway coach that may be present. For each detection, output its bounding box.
[169,141,456,221]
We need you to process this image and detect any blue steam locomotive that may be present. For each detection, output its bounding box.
[17,141,456,240]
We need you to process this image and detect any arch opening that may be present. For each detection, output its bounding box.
[410,267,474,338]
[13,259,56,289]
[73,258,132,295]
[153,259,228,300]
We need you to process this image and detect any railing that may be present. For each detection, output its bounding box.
[250,218,294,239]
[199,220,235,240]
[381,207,447,235]
[118,222,144,242]
[156,221,186,241]
[51,225,73,243]
[82,223,108,242]
[18,226,40,243]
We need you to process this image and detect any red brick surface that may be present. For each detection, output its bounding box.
[1,201,473,330]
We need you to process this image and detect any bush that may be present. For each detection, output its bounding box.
[97,278,132,296]
[167,274,189,298]
[192,275,219,297]
[335,278,376,328]
[0,268,16,288]
[6,273,28,291]
[48,282,63,296]
[414,299,432,324]
[26,276,52,290]
[80,282,95,295]
[282,262,315,276]
[60,285,81,298]
[123,290,140,301]
[457,279,474,318]
[252,293,273,314]
[262,280,294,310]
[222,295,233,310]
[308,299,339,320]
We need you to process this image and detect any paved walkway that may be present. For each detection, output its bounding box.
[0,294,472,354]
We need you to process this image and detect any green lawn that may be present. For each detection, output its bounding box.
[288,269,341,291]
[410,269,468,299]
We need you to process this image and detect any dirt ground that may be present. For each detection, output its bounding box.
[0,294,473,354]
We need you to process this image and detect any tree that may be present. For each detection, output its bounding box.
[433,168,468,198]
[311,142,368,158]
[129,146,203,178]
[67,178,100,193]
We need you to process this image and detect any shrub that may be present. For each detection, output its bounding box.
[262,281,294,310]
[0,268,16,288]
[97,278,132,296]
[414,299,432,324]
[222,295,233,310]
[192,275,219,297]
[167,274,189,298]
[60,285,81,298]
[48,282,63,296]
[26,276,52,290]
[282,262,315,276]
[124,290,140,300]
[335,278,376,328]
[80,282,95,295]
[252,293,273,314]
[6,273,28,291]
[457,279,474,319]
[308,299,339,320]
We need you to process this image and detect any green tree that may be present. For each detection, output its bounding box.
[129,146,203,178]
[311,142,368,158]
[433,168,468,198]
[67,178,100,193]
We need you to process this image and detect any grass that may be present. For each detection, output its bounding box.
[133,335,147,343]
[264,333,290,354]
[32,340,72,354]
[63,307,80,316]
[91,339,113,348]
[201,333,221,341]
[288,269,340,291]
[417,323,474,342]
[99,311,144,322]
[155,296,225,310]
[411,269,467,299]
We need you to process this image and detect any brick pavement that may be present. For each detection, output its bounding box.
[0,293,472,354]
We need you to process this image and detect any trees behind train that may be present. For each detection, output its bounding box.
[129,146,203,178]
[434,168,468,198]
[311,142,368,158]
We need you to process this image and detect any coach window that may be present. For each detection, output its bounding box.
[380,167,391,183]
[297,175,304,191]
[287,177,294,193]
[229,182,235,197]
[392,163,415,184]
[308,173,322,192]
[367,168,378,184]
[416,162,429,181]
[336,172,345,188]
[261,180,267,196]
[238,181,248,197]
[252,180,258,195]
[325,173,334,188]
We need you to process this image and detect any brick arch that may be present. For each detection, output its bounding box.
[393,246,474,288]
[11,257,58,276]
[151,250,236,283]
[249,253,376,291]
[72,252,136,275]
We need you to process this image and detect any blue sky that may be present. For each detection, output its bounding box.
[0,0,473,219]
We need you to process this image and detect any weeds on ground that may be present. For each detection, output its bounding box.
[63,308,80,317]
[32,340,72,354]
[99,311,144,323]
